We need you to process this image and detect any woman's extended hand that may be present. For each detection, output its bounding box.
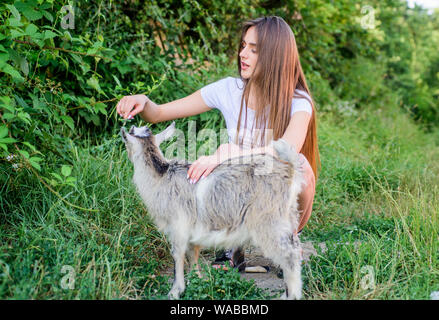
[116,94,149,119]
[187,143,243,184]
[187,155,220,184]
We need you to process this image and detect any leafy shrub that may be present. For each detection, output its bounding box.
[1,0,438,188]
[334,56,387,107]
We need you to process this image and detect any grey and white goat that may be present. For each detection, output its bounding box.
[121,122,306,299]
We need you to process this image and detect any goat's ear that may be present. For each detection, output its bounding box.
[155,121,176,145]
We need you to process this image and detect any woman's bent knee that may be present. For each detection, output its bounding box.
[297,154,316,232]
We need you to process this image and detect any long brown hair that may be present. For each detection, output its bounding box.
[235,16,320,181]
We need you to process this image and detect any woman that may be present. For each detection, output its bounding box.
[116,16,319,270]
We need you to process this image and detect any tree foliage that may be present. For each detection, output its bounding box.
[0,0,438,185]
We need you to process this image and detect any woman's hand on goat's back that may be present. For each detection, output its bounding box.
[116,94,149,119]
[187,155,220,184]
[187,143,242,184]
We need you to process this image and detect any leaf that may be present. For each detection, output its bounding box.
[60,115,74,130]
[63,31,72,41]
[79,62,91,75]
[46,177,58,187]
[66,177,76,183]
[0,102,15,113]
[42,10,53,22]
[0,125,8,138]
[19,150,29,159]
[17,111,31,124]
[7,48,21,65]
[1,113,15,121]
[29,159,41,171]
[1,64,24,82]
[33,39,44,48]
[87,76,103,93]
[19,56,29,76]
[50,172,63,182]
[69,53,82,64]
[25,24,38,36]
[94,102,107,115]
[0,52,10,64]
[8,18,23,27]
[61,165,72,177]
[14,94,30,108]
[112,75,122,88]
[40,3,52,10]
[43,30,57,40]
[22,8,43,21]
[0,96,12,105]
[9,29,24,39]
[0,137,17,144]
[6,4,21,20]
[30,94,45,111]
[22,141,37,152]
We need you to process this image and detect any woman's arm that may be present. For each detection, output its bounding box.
[221,111,311,158]
[116,90,211,124]
[216,143,275,162]
[186,111,311,183]
[186,142,276,184]
[280,111,311,153]
[219,111,311,159]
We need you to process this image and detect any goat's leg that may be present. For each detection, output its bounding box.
[168,241,188,300]
[280,234,302,300]
[255,231,302,300]
[187,244,202,278]
[280,251,302,299]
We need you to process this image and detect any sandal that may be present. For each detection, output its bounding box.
[213,249,233,263]
[212,248,246,272]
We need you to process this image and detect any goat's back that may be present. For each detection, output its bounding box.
[191,154,297,234]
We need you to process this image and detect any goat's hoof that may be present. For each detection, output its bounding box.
[168,291,180,300]
[280,291,302,300]
[168,287,183,300]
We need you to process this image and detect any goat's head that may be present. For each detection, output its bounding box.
[121,122,176,163]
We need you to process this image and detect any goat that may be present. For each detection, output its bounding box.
[120,122,305,299]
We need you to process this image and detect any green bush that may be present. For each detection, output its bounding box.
[1,0,438,182]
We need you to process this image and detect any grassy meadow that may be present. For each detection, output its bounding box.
[1,69,438,299]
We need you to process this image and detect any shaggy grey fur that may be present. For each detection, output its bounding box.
[121,122,306,299]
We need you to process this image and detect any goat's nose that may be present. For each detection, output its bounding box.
[120,127,127,141]
[129,126,135,135]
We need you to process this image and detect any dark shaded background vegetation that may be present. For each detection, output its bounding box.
[1,1,438,171]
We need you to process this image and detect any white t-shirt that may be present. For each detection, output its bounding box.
[200,77,312,149]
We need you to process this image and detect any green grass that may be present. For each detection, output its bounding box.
[1,83,438,299]
[181,263,268,300]
[301,97,439,299]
